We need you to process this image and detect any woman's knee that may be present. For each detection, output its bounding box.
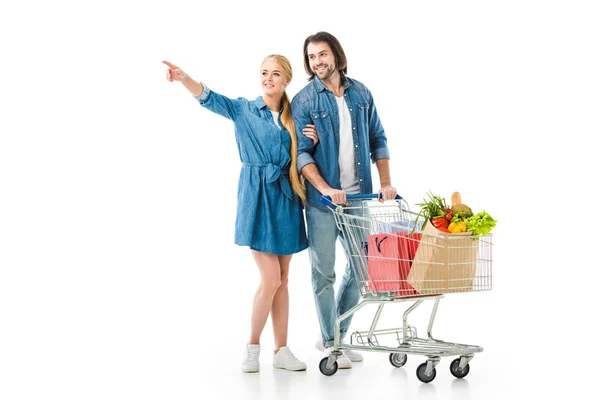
[278,275,289,290]
[261,275,282,294]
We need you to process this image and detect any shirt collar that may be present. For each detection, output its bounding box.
[255,96,268,110]
[255,96,282,112]
[312,76,352,93]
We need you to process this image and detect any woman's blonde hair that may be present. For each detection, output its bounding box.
[262,54,306,204]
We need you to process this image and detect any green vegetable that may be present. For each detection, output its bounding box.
[414,192,448,231]
[464,211,497,236]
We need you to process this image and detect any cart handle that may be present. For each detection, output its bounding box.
[320,193,403,207]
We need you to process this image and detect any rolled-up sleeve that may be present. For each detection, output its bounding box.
[297,152,315,171]
[372,146,390,161]
[291,96,316,173]
[193,82,211,102]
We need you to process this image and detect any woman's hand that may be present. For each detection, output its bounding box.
[162,60,188,82]
[162,60,204,97]
[303,124,319,145]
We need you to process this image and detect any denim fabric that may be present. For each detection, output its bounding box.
[306,201,365,347]
[291,77,390,207]
[197,85,308,255]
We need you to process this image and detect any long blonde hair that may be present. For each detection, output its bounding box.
[262,54,307,204]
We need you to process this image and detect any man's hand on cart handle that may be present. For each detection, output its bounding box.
[322,188,347,205]
[379,185,398,203]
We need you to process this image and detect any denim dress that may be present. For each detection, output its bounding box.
[196,85,308,256]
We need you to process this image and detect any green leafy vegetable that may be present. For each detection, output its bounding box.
[464,211,497,236]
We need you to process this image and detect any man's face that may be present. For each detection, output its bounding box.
[307,41,336,81]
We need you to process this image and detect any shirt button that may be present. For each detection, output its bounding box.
[355,145,358,148]
[353,127,356,130]
[349,109,352,112]
[360,179,363,182]
[358,162,361,165]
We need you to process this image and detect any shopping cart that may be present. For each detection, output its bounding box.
[318,194,493,383]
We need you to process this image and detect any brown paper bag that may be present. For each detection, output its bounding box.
[408,220,479,294]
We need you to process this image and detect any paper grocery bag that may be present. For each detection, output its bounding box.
[408,220,479,294]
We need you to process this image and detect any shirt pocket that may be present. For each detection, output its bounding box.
[356,102,370,129]
[311,110,333,136]
[357,102,370,115]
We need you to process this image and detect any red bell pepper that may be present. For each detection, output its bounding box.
[431,217,449,230]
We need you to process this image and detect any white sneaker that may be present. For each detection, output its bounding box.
[324,347,352,369]
[273,346,307,371]
[315,340,364,363]
[241,344,260,373]
[342,347,364,362]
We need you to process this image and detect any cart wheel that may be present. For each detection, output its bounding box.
[319,357,338,376]
[389,353,408,368]
[416,362,436,383]
[450,358,470,379]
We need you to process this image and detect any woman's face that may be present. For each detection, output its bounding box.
[260,59,289,97]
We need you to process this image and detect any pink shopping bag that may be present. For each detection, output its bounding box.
[367,232,421,295]
[367,233,402,293]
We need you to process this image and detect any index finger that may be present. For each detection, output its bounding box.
[305,124,315,128]
[162,60,178,69]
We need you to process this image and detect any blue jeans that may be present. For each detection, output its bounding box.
[306,201,363,348]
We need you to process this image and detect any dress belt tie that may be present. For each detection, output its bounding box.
[243,163,293,200]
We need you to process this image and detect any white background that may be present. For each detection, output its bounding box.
[1,0,599,399]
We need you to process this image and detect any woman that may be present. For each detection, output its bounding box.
[163,55,317,373]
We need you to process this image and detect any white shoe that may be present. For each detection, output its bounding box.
[241,344,260,373]
[315,340,363,363]
[273,346,307,371]
[342,347,364,362]
[324,347,352,369]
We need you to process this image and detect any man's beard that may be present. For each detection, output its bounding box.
[315,65,335,80]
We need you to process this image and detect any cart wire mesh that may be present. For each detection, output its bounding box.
[331,199,493,299]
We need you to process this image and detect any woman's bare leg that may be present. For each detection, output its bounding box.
[271,255,291,352]
[248,250,282,344]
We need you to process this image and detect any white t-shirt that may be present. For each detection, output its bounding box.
[270,110,281,128]
[336,96,359,194]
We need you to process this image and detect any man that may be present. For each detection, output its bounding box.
[291,32,397,369]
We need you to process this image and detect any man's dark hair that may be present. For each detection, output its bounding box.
[303,31,348,81]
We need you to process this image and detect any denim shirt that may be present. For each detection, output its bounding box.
[291,77,390,207]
